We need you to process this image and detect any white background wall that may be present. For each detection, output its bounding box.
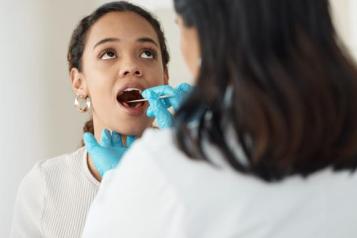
[330,0,357,59]
[0,0,355,236]
[0,1,98,235]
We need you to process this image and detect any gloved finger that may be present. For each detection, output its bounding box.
[142,85,176,97]
[159,97,171,109]
[126,135,136,147]
[143,86,179,110]
[100,129,112,147]
[146,106,155,118]
[83,132,100,153]
[143,86,177,110]
[177,83,193,93]
[170,83,193,110]
[167,96,180,111]
[111,131,123,147]
[144,90,169,117]
[144,84,192,111]
[146,101,169,117]
[143,90,160,116]
[156,111,174,128]
[144,90,174,128]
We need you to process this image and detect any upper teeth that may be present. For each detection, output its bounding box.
[124,88,142,92]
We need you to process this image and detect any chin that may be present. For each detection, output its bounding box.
[113,118,153,137]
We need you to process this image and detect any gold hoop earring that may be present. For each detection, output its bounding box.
[74,95,91,113]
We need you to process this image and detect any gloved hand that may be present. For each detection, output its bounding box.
[83,129,136,177]
[142,83,192,128]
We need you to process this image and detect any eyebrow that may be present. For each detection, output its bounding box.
[93,38,120,49]
[137,37,158,47]
[93,37,158,50]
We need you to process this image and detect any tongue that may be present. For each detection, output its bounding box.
[117,90,143,103]
[117,90,144,109]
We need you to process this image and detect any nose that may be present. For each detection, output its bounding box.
[118,60,143,78]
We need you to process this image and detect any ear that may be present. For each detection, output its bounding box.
[163,68,169,85]
[70,68,88,96]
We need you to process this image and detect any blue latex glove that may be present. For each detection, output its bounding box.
[142,83,193,128]
[83,129,136,177]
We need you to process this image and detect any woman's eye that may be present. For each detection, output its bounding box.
[140,50,155,59]
[100,50,117,60]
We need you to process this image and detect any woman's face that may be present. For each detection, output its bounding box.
[75,11,168,137]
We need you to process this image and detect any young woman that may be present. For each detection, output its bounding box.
[82,0,357,237]
[10,1,171,237]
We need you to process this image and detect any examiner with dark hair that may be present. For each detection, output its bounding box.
[83,0,357,237]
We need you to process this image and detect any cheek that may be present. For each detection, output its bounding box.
[85,75,115,107]
[82,55,115,84]
[145,64,166,86]
[84,64,116,91]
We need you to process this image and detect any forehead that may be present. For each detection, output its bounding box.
[86,11,159,47]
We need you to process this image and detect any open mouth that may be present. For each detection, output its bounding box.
[116,88,145,109]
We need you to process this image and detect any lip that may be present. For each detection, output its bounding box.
[115,82,147,116]
[118,101,147,116]
[116,82,145,95]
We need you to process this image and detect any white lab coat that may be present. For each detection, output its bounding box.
[82,128,357,238]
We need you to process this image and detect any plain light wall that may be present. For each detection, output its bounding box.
[330,0,357,60]
[0,0,98,236]
[0,0,355,237]
[348,0,357,58]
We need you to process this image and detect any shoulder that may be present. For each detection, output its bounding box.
[125,128,186,164]
[133,128,177,150]
[120,128,259,209]
[17,147,85,193]
[105,128,179,187]
[35,147,85,173]
[16,161,46,203]
[10,148,88,236]
[120,128,192,187]
[15,147,86,201]
[124,127,219,177]
[118,128,224,204]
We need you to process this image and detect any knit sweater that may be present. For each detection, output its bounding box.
[10,147,99,238]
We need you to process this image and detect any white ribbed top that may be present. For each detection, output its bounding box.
[10,147,99,238]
